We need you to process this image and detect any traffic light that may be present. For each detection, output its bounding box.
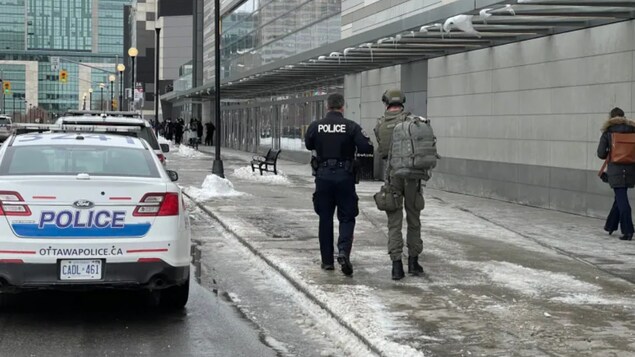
[2,81,10,95]
[59,69,68,83]
[111,99,118,110]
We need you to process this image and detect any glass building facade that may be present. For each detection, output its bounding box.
[0,0,26,51]
[220,0,341,79]
[27,0,93,51]
[196,0,343,153]
[0,0,131,119]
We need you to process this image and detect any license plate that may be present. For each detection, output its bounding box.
[59,259,103,280]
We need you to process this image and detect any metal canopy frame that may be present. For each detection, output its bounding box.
[162,0,635,102]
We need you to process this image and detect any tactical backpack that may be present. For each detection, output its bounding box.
[389,115,439,181]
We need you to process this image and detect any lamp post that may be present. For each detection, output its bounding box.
[212,0,224,177]
[88,88,93,111]
[154,26,161,127]
[99,83,105,111]
[128,47,138,111]
[109,74,116,111]
[82,93,87,110]
[117,64,125,111]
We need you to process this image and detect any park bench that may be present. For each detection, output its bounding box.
[251,148,282,175]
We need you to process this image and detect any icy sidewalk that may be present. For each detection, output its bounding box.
[176,147,635,357]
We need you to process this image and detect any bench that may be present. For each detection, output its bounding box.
[251,149,282,175]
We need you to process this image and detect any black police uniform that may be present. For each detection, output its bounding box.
[304,111,373,267]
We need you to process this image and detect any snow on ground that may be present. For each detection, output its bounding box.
[175,144,207,159]
[232,166,292,185]
[184,174,244,201]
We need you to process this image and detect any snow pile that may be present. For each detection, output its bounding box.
[158,135,170,144]
[233,166,292,185]
[175,144,207,159]
[184,174,244,201]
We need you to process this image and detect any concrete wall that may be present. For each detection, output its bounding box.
[427,20,635,217]
[159,16,193,81]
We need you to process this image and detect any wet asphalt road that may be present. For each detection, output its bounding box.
[0,281,277,357]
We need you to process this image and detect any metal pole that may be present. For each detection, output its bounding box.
[1,69,4,114]
[13,95,16,117]
[100,87,104,111]
[89,92,92,110]
[119,73,123,111]
[110,82,114,110]
[212,0,224,177]
[131,57,136,111]
[154,27,161,126]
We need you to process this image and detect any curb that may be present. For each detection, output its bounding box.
[184,192,386,357]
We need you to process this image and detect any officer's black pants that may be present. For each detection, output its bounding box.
[313,167,359,265]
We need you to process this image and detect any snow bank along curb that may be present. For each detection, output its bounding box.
[183,194,386,357]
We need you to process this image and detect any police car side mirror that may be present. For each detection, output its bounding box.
[167,170,179,182]
[160,143,170,153]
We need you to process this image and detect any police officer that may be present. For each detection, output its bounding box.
[305,93,373,276]
[374,89,425,280]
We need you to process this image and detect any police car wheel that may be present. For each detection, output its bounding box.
[159,278,190,310]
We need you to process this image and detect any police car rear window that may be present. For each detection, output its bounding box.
[0,145,160,177]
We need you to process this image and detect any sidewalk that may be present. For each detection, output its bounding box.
[171,144,635,357]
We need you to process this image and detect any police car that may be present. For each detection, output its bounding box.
[0,115,13,142]
[55,112,169,167]
[0,131,190,309]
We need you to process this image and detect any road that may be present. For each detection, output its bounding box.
[0,148,348,357]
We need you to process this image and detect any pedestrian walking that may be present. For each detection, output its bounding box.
[374,89,437,280]
[305,93,373,276]
[196,119,204,144]
[205,121,215,146]
[175,118,184,145]
[598,107,635,241]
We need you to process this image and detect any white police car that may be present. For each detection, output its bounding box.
[0,131,190,308]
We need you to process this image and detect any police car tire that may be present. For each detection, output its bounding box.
[160,278,190,310]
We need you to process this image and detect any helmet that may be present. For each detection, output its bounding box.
[381,88,406,105]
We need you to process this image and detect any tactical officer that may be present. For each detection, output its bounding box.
[305,93,373,276]
[374,89,425,280]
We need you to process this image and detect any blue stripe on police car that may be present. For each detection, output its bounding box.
[10,210,152,238]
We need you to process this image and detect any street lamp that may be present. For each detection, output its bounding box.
[82,93,87,110]
[88,88,93,110]
[99,83,105,111]
[109,74,116,111]
[128,47,138,110]
[117,64,125,111]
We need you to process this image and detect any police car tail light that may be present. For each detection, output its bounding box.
[158,193,179,216]
[157,153,166,163]
[133,193,178,216]
[0,191,31,216]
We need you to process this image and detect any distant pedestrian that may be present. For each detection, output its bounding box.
[175,119,184,145]
[196,119,204,144]
[305,93,373,276]
[205,121,215,146]
[598,107,635,241]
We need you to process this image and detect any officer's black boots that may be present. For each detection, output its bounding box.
[337,254,353,276]
[321,263,335,270]
[392,260,405,280]
[408,256,424,276]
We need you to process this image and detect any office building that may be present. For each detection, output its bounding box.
[0,0,131,119]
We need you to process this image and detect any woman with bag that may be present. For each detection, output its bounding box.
[597,107,635,241]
